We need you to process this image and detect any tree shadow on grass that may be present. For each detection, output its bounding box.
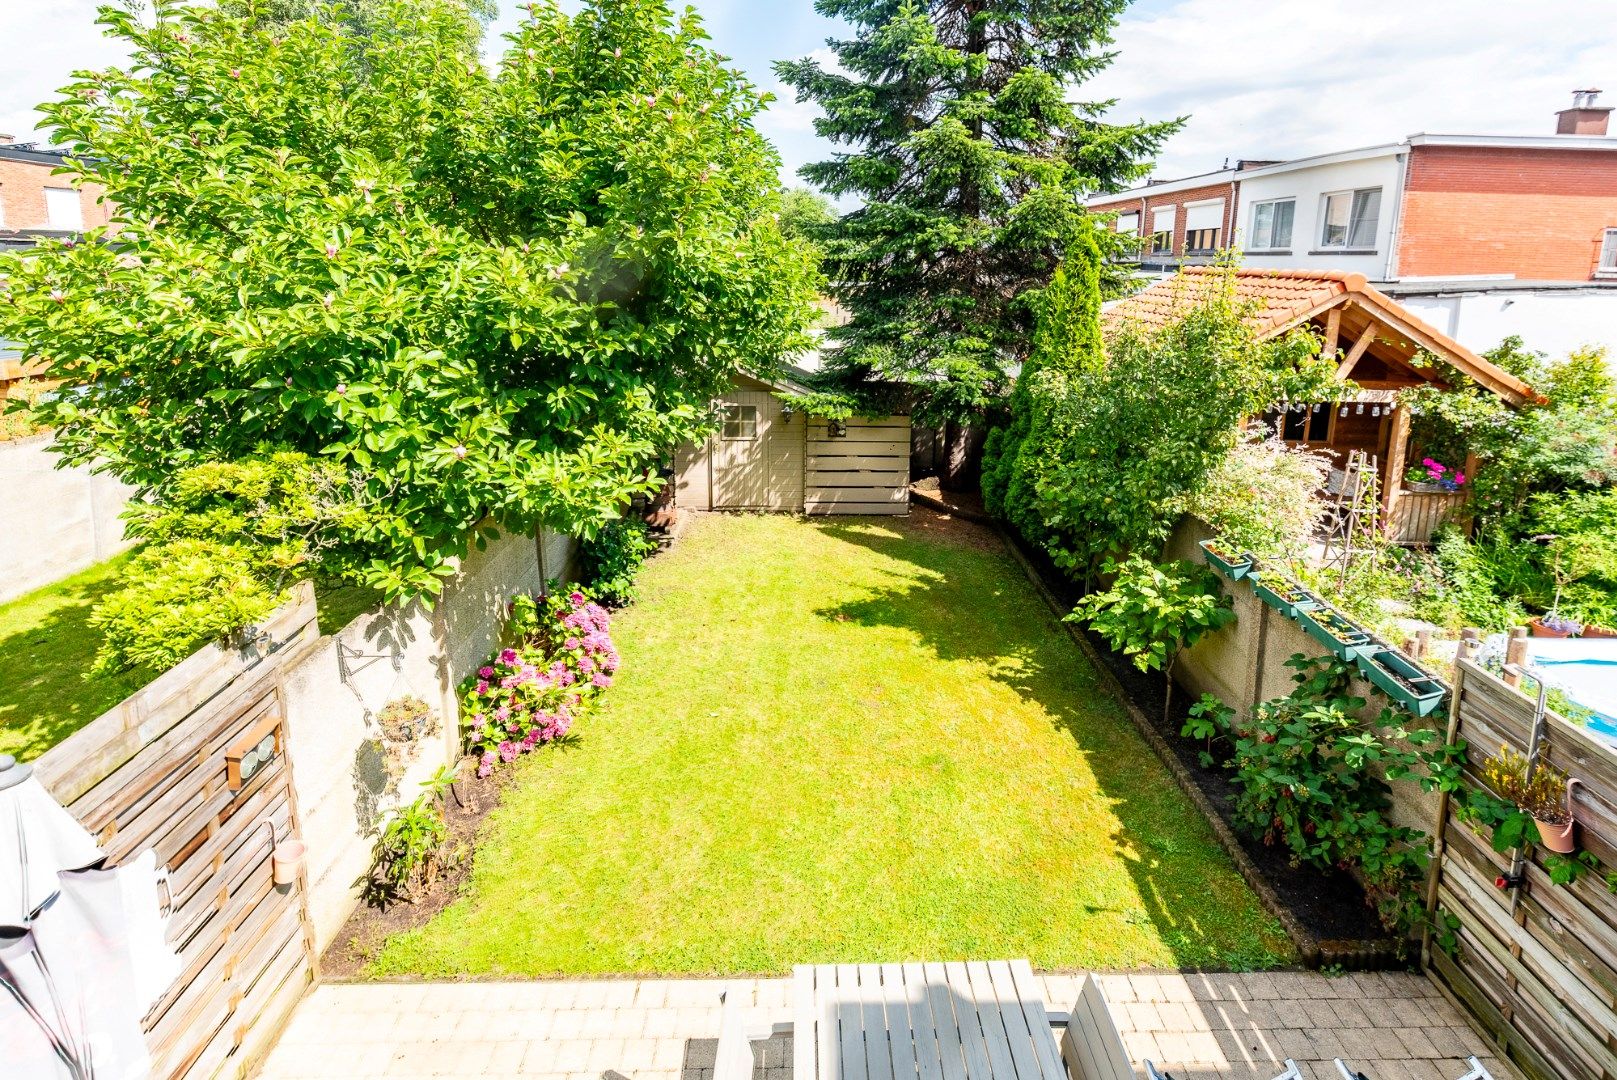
[0,571,149,761]
[808,513,1292,970]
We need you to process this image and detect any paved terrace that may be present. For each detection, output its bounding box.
[257,971,1516,1080]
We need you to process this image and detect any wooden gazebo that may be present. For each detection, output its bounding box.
[1103,267,1536,543]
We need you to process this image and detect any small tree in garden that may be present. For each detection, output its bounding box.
[778,0,1181,489]
[1027,266,1340,579]
[1,0,816,603]
[1067,554,1234,723]
[980,225,1104,545]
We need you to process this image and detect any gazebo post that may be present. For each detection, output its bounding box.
[1382,403,1412,532]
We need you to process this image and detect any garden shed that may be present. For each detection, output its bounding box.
[1104,267,1536,543]
[673,373,911,515]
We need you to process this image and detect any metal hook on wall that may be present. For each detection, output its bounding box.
[336,640,402,684]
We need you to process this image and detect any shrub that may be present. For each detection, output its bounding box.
[0,379,52,441]
[1405,528,1525,633]
[88,451,386,674]
[462,589,618,778]
[365,766,460,906]
[1187,434,1330,562]
[579,517,658,607]
[1069,554,1234,722]
[89,539,285,675]
[1222,655,1463,932]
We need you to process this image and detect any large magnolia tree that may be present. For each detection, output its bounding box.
[1,0,816,598]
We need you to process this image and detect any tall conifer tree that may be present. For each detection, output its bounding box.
[779,0,1178,487]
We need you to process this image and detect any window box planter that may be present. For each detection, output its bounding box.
[1253,579,1322,620]
[1358,648,1448,717]
[1199,540,1256,581]
[1297,607,1374,661]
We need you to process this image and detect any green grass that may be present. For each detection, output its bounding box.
[372,512,1291,977]
[0,552,383,761]
[0,554,147,760]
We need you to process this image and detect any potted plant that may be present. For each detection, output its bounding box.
[1198,539,1256,581]
[1529,613,1583,639]
[1253,578,1322,620]
[1357,647,1448,717]
[1297,606,1374,661]
[1403,457,1468,493]
[1481,747,1579,854]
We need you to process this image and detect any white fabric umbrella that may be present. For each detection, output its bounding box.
[0,756,104,926]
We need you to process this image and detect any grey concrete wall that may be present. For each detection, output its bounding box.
[0,433,137,602]
[1166,517,1443,837]
[281,525,576,950]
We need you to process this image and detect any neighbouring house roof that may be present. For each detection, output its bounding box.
[1102,267,1537,405]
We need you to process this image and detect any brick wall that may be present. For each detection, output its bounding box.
[1398,145,1617,280]
[0,154,112,234]
[1090,179,1237,258]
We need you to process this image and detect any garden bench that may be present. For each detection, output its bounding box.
[1061,975,1133,1080]
[791,960,1065,1080]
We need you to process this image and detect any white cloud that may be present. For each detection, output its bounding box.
[1083,0,1617,180]
[0,1,136,144]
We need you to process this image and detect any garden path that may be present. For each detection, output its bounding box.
[256,969,1515,1080]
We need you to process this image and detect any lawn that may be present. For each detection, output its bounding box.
[0,554,382,762]
[373,511,1290,976]
[0,554,148,760]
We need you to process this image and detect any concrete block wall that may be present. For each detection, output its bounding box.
[0,433,137,602]
[281,525,576,950]
[1165,517,1443,838]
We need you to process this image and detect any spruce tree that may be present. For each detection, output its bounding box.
[778,0,1179,488]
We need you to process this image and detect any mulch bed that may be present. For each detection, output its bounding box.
[999,531,1403,968]
[321,761,512,979]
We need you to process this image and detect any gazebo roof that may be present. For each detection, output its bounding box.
[1103,267,1536,406]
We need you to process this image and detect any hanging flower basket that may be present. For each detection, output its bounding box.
[1199,540,1257,581]
[1358,648,1448,717]
[1297,607,1375,661]
[1253,579,1323,620]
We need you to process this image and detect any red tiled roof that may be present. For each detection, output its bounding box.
[1102,267,1536,405]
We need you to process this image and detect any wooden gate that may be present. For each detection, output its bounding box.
[1425,657,1617,1080]
[32,584,322,1079]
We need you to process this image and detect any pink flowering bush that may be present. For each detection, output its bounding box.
[1405,457,1467,492]
[461,587,620,779]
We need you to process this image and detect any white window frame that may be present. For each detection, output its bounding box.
[44,186,83,231]
[1598,228,1617,277]
[720,403,758,441]
[1247,198,1295,252]
[1149,207,1175,255]
[1318,187,1381,251]
[1115,212,1140,238]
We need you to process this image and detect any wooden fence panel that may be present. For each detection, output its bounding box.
[805,416,911,516]
[1427,658,1617,1080]
[33,583,321,1080]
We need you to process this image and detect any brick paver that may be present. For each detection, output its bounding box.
[255,972,1516,1080]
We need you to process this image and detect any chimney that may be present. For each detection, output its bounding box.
[1556,89,1612,135]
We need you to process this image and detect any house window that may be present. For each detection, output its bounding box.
[721,403,758,440]
[1149,207,1175,254]
[44,187,83,231]
[1115,212,1139,238]
[1319,188,1380,250]
[1248,198,1295,250]
[1182,201,1223,253]
[1598,228,1617,276]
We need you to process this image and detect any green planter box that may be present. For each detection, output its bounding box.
[1297,607,1374,661]
[1253,579,1323,620]
[1199,540,1256,581]
[1358,648,1448,717]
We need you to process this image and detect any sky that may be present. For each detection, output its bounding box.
[4,0,1613,189]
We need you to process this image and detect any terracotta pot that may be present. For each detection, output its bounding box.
[1529,617,1578,639]
[272,839,307,887]
[1534,816,1576,854]
[1582,624,1617,638]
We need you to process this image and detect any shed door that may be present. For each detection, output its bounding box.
[712,398,767,507]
